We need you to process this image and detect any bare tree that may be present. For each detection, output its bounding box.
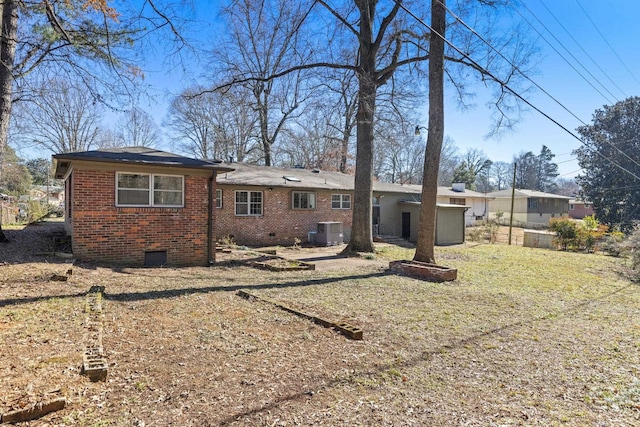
[12,79,104,153]
[375,127,425,184]
[115,107,162,148]
[415,0,446,263]
[437,136,460,185]
[555,177,579,197]
[415,0,535,263]
[277,105,347,170]
[215,0,315,166]
[167,86,259,162]
[320,68,360,173]
[205,0,535,255]
[0,0,187,241]
[491,161,513,190]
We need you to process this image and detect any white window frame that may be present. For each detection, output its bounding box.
[216,189,223,209]
[235,190,263,216]
[116,172,184,208]
[331,194,351,209]
[292,191,316,210]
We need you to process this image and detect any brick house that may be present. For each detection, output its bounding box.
[215,163,354,246]
[216,163,479,246]
[568,199,595,219]
[53,147,233,266]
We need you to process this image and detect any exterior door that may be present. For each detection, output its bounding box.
[401,212,410,239]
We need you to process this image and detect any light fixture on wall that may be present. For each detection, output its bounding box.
[415,125,428,136]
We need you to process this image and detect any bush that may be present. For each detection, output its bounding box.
[620,225,640,274]
[549,216,607,252]
[466,220,500,243]
[600,231,626,257]
[549,217,578,250]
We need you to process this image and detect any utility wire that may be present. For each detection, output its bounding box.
[575,0,640,86]
[394,0,640,182]
[537,0,627,99]
[442,1,640,171]
[515,2,617,105]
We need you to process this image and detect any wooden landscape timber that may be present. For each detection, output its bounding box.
[237,290,363,340]
[0,397,66,424]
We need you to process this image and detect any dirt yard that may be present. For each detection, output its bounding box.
[1,220,639,426]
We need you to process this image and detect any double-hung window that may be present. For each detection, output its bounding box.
[117,173,184,207]
[235,190,263,216]
[331,194,351,209]
[216,189,223,208]
[292,191,316,210]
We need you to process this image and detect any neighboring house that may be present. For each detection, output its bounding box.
[436,183,488,225]
[216,163,484,246]
[53,147,233,266]
[31,185,65,206]
[568,199,595,219]
[487,189,570,225]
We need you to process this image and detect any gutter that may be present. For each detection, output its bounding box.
[207,171,215,265]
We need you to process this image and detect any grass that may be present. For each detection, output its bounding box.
[1,242,639,425]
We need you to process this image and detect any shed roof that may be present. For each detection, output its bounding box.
[52,147,234,179]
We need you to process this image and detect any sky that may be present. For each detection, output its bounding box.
[436,0,640,178]
[17,1,640,180]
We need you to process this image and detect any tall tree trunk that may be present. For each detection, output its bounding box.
[0,0,18,243]
[345,72,376,253]
[414,0,446,263]
[343,1,376,253]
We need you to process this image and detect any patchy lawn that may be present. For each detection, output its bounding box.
[1,221,639,426]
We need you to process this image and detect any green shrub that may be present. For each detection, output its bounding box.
[549,217,578,250]
[549,216,608,252]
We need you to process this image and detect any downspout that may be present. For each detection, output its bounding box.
[207,171,215,265]
[463,206,470,243]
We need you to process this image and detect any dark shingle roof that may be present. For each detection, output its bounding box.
[217,163,487,197]
[53,147,234,179]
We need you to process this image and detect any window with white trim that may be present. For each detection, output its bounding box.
[450,197,466,206]
[331,194,351,209]
[292,191,316,209]
[116,173,184,207]
[235,190,262,216]
[216,189,223,208]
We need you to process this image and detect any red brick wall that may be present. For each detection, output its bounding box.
[568,203,595,220]
[215,185,353,246]
[70,169,214,266]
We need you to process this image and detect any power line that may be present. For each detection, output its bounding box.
[575,0,640,86]
[434,0,640,174]
[536,0,627,99]
[514,2,617,105]
[394,0,640,182]
[439,0,640,175]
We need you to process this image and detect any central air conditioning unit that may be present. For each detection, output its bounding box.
[316,222,343,246]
